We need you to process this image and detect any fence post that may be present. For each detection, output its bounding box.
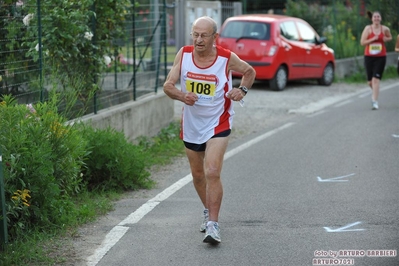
[132,0,137,100]
[163,0,169,80]
[91,3,98,114]
[36,0,44,102]
[0,147,8,250]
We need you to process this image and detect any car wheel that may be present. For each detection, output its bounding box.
[270,66,287,91]
[317,62,334,86]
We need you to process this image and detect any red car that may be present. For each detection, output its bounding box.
[217,14,335,91]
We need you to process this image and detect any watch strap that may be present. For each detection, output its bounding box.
[238,86,248,95]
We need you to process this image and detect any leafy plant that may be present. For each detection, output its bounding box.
[80,124,154,192]
[0,94,87,240]
[137,121,185,167]
[0,0,135,103]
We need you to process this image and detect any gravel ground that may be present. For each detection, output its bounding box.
[54,78,398,265]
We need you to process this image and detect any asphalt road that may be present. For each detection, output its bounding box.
[83,80,399,266]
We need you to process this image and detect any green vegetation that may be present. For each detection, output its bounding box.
[0,94,185,265]
[285,0,399,59]
[1,0,136,101]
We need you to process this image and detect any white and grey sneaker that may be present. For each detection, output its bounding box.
[203,222,221,244]
[372,101,379,110]
[200,209,209,233]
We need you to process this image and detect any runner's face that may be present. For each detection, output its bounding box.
[191,21,216,53]
[372,13,381,24]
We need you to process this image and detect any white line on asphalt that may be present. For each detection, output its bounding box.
[86,226,129,266]
[307,110,327,118]
[358,91,371,98]
[359,82,398,98]
[324,221,365,233]
[287,91,368,114]
[334,99,353,108]
[290,82,398,114]
[86,122,295,266]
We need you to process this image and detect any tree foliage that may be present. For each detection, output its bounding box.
[0,0,135,101]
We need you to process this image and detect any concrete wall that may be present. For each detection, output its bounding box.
[75,92,174,143]
[335,52,398,79]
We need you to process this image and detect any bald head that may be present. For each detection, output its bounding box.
[192,16,217,34]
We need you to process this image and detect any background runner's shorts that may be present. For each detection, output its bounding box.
[364,56,386,81]
[397,59,399,76]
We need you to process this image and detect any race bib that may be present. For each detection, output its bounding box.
[185,72,217,104]
[369,43,382,55]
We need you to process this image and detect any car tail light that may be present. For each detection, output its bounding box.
[268,45,278,56]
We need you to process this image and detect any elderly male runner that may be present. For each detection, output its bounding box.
[163,16,256,244]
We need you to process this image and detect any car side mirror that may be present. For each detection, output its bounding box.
[316,36,327,45]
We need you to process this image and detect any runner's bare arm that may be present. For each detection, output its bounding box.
[228,52,256,90]
[383,26,392,42]
[163,48,198,106]
[360,26,375,46]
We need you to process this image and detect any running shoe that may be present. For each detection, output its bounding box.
[372,101,379,110]
[203,222,221,244]
[200,209,209,233]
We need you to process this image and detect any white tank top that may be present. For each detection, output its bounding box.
[179,45,234,144]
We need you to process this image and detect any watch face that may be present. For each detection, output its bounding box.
[240,86,248,93]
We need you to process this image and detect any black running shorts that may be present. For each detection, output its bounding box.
[397,58,399,76]
[364,55,386,81]
[183,129,231,152]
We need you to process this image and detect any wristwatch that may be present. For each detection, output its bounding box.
[238,86,248,95]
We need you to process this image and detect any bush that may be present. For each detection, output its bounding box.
[80,125,153,192]
[0,95,87,240]
[0,92,163,242]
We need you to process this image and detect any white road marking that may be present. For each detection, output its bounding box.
[307,110,326,118]
[86,226,129,266]
[324,221,365,233]
[359,91,371,98]
[334,99,353,107]
[317,173,355,182]
[289,82,398,114]
[288,93,363,114]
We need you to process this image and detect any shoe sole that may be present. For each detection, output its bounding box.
[203,235,221,244]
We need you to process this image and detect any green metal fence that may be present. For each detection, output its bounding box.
[0,0,168,117]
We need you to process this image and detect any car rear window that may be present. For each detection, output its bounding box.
[220,21,270,40]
